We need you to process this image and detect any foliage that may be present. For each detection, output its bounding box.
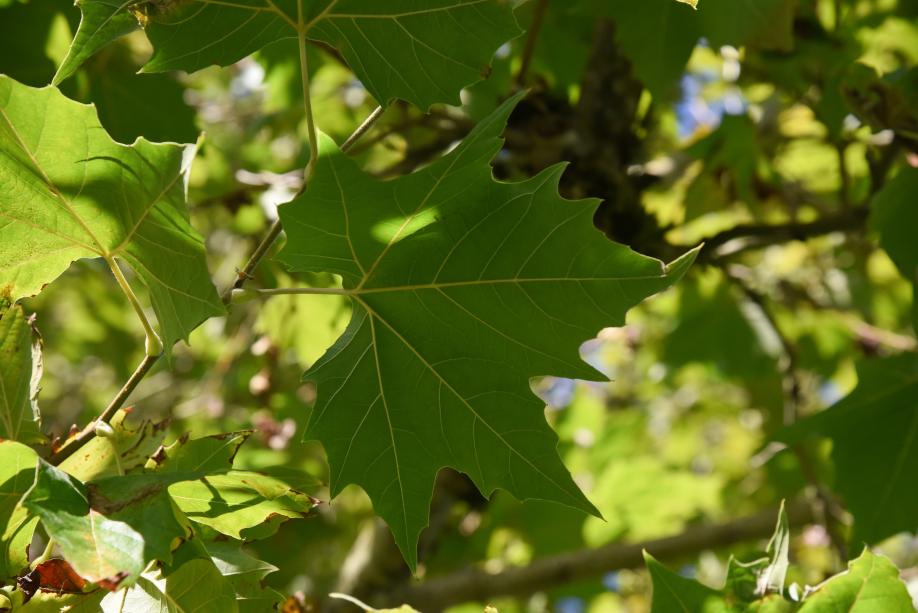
[1,0,917,611]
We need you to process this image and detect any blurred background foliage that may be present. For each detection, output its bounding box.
[1,0,917,610]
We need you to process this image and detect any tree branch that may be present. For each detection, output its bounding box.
[48,353,159,464]
[386,501,814,611]
[694,208,868,261]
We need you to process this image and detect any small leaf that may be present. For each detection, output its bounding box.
[0,304,44,444]
[0,76,224,351]
[99,559,239,613]
[149,431,251,476]
[758,500,790,597]
[205,541,283,612]
[0,441,38,581]
[644,551,731,613]
[59,409,169,482]
[23,461,190,586]
[167,471,318,540]
[799,549,913,612]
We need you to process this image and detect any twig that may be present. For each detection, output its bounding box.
[515,0,549,87]
[387,501,814,611]
[220,105,385,305]
[49,354,159,465]
[694,209,868,261]
[725,269,849,562]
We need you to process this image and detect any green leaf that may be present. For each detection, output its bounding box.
[781,354,918,544]
[205,541,283,612]
[799,549,914,612]
[167,471,318,540]
[870,167,918,329]
[99,559,239,613]
[0,440,39,581]
[0,76,223,350]
[0,304,44,444]
[57,0,521,110]
[60,409,168,482]
[645,551,731,613]
[277,93,696,567]
[605,0,701,99]
[696,0,796,51]
[149,431,251,476]
[23,461,189,585]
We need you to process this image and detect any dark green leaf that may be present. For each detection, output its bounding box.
[645,551,731,613]
[871,167,918,329]
[781,354,918,544]
[278,93,696,567]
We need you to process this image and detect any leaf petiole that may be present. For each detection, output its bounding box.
[105,256,163,357]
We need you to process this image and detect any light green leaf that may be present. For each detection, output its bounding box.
[23,461,190,585]
[57,0,521,110]
[168,471,318,540]
[0,440,38,581]
[0,304,44,444]
[799,549,913,612]
[645,551,731,613]
[781,354,918,544]
[149,431,251,476]
[60,409,168,482]
[277,93,696,567]
[0,76,223,350]
[100,559,239,613]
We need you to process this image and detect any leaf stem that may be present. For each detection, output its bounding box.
[236,287,354,302]
[48,353,159,465]
[105,256,163,357]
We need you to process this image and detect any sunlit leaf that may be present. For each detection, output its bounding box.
[0,76,223,350]
[0,304,44,444]
[0,441,38,581]
[56,0,521,110]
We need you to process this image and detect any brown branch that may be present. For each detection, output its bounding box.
[694,208,868,261]
[725,269,849,562]
[387,501,814,611]
[49,354,159,465]
[515,0,549,87]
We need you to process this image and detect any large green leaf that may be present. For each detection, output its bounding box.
[56,0,521,110]
[0,76,223,350]
[0,440,38,581]
[99,559,239,613]
[277,93,696,567]
[167,471,318,540]
[782,354,918,545]
[799,549,913,612]
[0,304,44,443]
[23,461,189,585]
